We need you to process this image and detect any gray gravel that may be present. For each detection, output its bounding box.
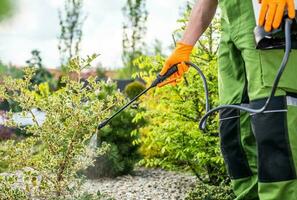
[83,168,197,200]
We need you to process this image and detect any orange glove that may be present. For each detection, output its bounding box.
[259,0,296,32]
[158,42,193,87]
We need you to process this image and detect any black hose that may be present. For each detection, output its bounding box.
[185,61,210,128]
[198,18,293,130]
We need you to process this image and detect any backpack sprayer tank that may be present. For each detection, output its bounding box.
[253,0,297,49]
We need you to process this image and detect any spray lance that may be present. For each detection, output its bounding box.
[98,62,210,130]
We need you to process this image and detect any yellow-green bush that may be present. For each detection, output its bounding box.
[133,10,226,185]
[124,81,146,99]
[0,55,124,199]
[134,55,226,185]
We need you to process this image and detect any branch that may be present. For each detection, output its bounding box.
[192,55,210,63]
[29,109,40,127]
[198,41,209,54]
[174,111,197,122]
[181,132,205,182]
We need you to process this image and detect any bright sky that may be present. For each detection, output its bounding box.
[0,0,188,69]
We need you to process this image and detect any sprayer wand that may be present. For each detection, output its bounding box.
[98,62,210,130]
[98,65,179,130]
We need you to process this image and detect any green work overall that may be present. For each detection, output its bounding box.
[218,0,297,199]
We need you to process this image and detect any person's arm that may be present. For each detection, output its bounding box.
[181,0,218,46]
[159,0,218,87]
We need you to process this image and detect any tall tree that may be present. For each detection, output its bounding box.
[58,0,86,67]
[122,0,148,77]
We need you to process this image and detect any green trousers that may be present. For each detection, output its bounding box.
[218,1,297,199]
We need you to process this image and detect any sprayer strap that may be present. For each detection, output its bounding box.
[220,116,240,121]
[250,109,288,116]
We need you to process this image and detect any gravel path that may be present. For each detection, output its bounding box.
[83,168,197,200]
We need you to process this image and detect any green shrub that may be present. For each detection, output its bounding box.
[84,82,146,178]
[0,55,124,199]
[185,182,235,200]
[124,81,146,99]
[135,56,225,184]
[98,107,145,176]
[131,8,225,185]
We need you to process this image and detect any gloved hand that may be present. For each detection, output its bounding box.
[158,42,193,87]
[259,0,296,32]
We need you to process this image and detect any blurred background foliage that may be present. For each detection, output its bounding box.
[0,0,13,22]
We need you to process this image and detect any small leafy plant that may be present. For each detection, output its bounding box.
[0,55,124,199]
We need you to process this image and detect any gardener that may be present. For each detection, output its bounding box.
[159,0,297,199]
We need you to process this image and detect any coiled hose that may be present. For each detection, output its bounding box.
[198,18,293,130]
